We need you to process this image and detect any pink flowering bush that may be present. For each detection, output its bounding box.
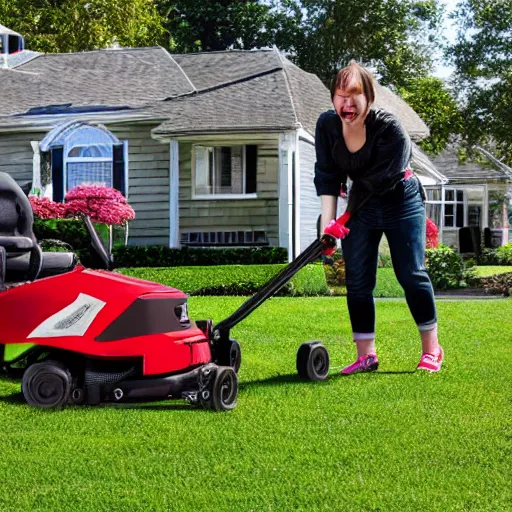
[426,218,439,249]
[29,196,67,219]
[65,185,135,225]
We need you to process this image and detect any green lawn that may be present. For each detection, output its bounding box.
[472,266,512,277]
[1,297,511,511]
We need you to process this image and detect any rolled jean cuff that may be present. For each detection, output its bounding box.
[353,332,376,341]
[417,321,437,333]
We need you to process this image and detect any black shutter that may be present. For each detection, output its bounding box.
[245,145,257,194]
[51,146,64,202]
[113,143,126,196]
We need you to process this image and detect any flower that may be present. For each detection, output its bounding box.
[29,196,67,219]
[426,218,439,249]
[65,185,135,225]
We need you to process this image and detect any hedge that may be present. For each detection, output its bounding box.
[116,263,330,297]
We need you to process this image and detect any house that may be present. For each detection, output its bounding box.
[0,24,437,260]
[425,145,512,249]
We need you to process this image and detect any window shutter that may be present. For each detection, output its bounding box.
[113,142,126,196]
[195,146,210,194]
[245,145,257,194]
[51,146,64,202]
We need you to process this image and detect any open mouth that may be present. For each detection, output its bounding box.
[340,111,356,120]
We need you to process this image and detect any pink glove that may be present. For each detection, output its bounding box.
[324,212,351,239]
[322,212,351,256]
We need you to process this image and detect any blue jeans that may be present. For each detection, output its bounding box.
[341,177,437,339]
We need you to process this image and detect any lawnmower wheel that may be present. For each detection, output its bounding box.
[296,342,330,381]
[210,366,238,411]
[22,360,72,409]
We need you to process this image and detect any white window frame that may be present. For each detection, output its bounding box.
[192,144,257,200]
[64,143,113,192]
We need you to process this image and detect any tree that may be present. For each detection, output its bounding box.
[0,0,166,53]
[279,0,444,89]
[448,0,512,165]
[158,0,267,52]
[398,77,463,155]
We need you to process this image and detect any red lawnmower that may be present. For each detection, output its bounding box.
[0,172,334,411]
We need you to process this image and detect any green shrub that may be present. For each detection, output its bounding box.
[425,245,465,290]
[478,243,512,265]
[113,245,288,267]
[117,264,330,297]
[33,218,89,250]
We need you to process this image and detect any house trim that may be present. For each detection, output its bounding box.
[169,139,180,248]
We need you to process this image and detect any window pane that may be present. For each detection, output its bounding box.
[456,204,464,227]
[426,188,441,201]
[445,190,454,201]
[445,204,454,215]
[456,190,464,202]
[468,205,482,227]
[214,147,232,194]
[230,146,243,194]
[245,145,257,193]
[67,161,112,190]
[445,215,454,227]
[426,203,441,227]
[488,190,505,228]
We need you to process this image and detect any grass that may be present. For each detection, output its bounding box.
[1,297,511,511]
[472,266,512,278]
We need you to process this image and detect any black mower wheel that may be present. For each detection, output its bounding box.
[215,339,242,373]
[209,366,238,411]
[22,360,72,409]
[296,342,330,381]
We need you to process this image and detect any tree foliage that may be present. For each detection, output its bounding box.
[448,0,512,165]
[0,0,166,53]
[398,77,463,155]
[279,0,444,88]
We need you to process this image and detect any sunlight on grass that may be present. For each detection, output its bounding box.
[1,298,510,511]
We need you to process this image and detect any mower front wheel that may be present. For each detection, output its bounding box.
[22,360,72,409]
[296,342,330,381]
[200,366,238,411]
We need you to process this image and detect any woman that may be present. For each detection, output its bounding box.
[315,60,443,374]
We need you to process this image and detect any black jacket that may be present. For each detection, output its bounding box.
[314,108,412,213]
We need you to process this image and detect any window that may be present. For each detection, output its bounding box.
[444,188,464,228]
[40,122,127,201]
[194,145,257,197]
[66,144,113,191]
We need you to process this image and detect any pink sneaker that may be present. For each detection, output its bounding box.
[417,346,444,372]
[340,353,379,375]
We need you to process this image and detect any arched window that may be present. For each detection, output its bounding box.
[40,122,127,201]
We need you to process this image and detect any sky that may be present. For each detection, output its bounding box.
[433,0,459,79]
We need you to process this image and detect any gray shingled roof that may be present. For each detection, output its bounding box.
[432,146,512,182]
[152,70,297,136]
[173,50,281,91]
[0,46,430,141]
[0,47,193,116]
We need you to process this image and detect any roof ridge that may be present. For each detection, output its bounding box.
[161,66,283,101]
[273,46,299,127]
[173,48,275,57]
[160,47,197,94]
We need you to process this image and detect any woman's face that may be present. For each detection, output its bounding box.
[333,87,369,124]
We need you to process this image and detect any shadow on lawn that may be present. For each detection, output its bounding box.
[240,370,415,390]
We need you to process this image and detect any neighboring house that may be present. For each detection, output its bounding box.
[426,145,512,249]
[0,24,437,259]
